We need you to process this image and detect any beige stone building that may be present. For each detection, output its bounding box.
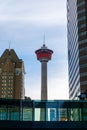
[0,49,25,99]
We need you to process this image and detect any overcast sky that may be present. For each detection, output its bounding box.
[0,0,69,100]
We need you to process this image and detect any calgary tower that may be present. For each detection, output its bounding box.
[35,44,53,100]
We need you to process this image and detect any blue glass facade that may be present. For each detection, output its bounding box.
[67,0,87,99]
[0,98,87,121]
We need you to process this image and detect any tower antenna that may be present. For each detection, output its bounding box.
[43,33,46,45]
[9,41,11,51]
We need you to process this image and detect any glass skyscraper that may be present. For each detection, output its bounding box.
[67,0,87,99]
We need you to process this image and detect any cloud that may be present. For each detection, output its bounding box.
[0,0,67,26]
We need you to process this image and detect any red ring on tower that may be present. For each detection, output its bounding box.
[35,44,53,62]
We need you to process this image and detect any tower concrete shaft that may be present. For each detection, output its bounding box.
[41,61,47,100]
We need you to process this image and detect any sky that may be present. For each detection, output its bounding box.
[0,0,69,100]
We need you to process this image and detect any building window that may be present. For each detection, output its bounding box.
[78,16,86,22]
[78,24,86,29]
[2,90,6,93]
[2,76,6,79]
[2,79,6,83]
[79,39,87,44]
[8,94,12,98]
[79,31,87,37]
[9,76,13,79]
[8,90,12,94]
[78,9,85,14]
[9,72,13,76]
[2,72,6,76]
[2,83,6,86]
[0,68,2,73]
[2,86,6,90]
[1,95,6,98]
[77,1,85,7]
[15,69,21,75]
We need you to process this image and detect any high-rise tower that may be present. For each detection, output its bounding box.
[35,44,53,100]
[0,49,25,99]
[67,0,87,99]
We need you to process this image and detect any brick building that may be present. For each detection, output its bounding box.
[0,49,25,99]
